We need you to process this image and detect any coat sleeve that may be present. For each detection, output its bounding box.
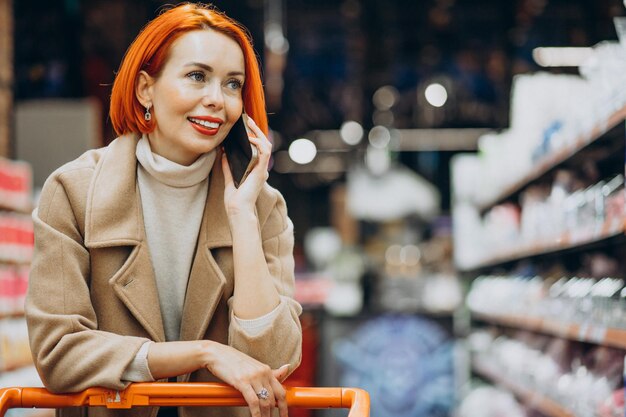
[25,170,151,393]
[227,189,302,373]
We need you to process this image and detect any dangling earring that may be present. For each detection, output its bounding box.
[144,105,152,122]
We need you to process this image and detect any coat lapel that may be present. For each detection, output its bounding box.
[84,136,166,343]
[180,161,231,341]
[108,237,166,343]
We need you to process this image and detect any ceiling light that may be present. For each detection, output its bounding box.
[289,138,317,164]
[372,85,399,110]
[424,83,448,107]
[368,126,391,149]
[340,121,364,145]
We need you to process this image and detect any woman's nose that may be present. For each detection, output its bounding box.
[202,83,224,108]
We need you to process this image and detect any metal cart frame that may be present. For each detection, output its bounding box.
[0,383,369,417]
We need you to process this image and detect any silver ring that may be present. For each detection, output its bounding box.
[257,387,269,400]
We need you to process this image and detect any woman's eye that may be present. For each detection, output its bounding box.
[226,79,243,90]
[188,71,205,82]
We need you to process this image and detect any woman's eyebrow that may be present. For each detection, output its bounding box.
[184,62,245,77]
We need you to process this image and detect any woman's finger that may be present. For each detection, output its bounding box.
[272,364,290,382]
[240,384,262,417]
[248,135,272,156]
[220,152,235,187]
[245,117,269,144]
[247,137,272,169]
[270,378,288,417]
[252,382,274,417]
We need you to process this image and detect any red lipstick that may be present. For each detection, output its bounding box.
[188,116,223,136]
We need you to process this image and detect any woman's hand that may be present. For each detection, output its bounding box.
[202,341,290,417]
[222,116,273,218]
[147,341,289,417]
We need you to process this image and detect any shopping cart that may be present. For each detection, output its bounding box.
[0,383,369,417]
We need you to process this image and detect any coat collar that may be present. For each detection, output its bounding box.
[84,135,233,250]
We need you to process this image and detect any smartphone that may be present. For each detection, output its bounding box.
[223,113,259,187]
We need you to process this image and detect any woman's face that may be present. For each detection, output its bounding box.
[139,29,245,165]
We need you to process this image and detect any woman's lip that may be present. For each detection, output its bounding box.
[189,119,219,136]
[189,115,223,123]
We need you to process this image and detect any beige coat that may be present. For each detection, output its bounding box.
[25,136,302,417]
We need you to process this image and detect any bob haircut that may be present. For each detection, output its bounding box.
[110,3,268,137]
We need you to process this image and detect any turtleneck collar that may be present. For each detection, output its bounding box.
[136,135,216,188]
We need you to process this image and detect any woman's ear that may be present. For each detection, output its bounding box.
[135,70,155,108]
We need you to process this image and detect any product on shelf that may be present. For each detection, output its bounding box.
[0,158,32,213]
[453,171,625,269]
[375,230,462,314]
[294,272,334,307]
[451,41,626,212]
[457,386,527,417]
[0,157,36,417]
[0,212,34,264]
[0,265,29,316]
[0,318,33,372]
[468,329,625,417]
[376,271,462,314]
[468,273,626,332]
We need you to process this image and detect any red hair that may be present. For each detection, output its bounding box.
[110,3,268,137]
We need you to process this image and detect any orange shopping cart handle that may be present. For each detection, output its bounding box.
[0,383,369,417]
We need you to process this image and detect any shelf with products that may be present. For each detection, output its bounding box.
[0,263,30,318]
[0,158,33,322]
[461,217,626,272]
[453,38,626,417]
[472,311,626,350]
[0,211,34,266]
[0,317,34,374]
[0,259,31,266]
[0,312,24,320]
[0,360,34,374]
[467,272,626,347]
[0,203,32,215]
[453,77,626,273]
[0,158,33,215]
[468,326,625,417]
[454,167,625,271]
[0,156,35,396]
[472,358,577,417]
[476,104,626,214]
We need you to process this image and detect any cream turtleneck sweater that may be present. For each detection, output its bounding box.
[136,136,215,341]
[121,136,278,382]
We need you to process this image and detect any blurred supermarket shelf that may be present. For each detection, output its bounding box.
[0,204,32,215]
[472,311,626,349]
[0,359,33,374]
[460,217,626,272]
[0,312,24,320]
[476,105,626,213]
[472,358,577,417]
[273,128,490,174]
[0,258,30,266]
[305,128,490,151]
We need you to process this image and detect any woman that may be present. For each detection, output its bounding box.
[25,4,302,417]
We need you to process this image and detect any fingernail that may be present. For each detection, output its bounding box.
[280,364,290,371]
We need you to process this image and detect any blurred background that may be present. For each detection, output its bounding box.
[2,1,626,417]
